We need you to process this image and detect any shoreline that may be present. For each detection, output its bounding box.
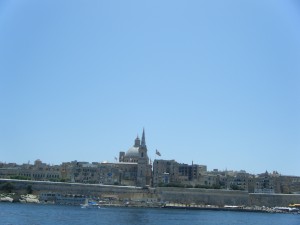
[1,179,300,215]
[1,198,299,215]
[161,205,298,214]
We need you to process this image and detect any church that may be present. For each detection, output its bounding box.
[2,129,153,187]
[119,129,152,187]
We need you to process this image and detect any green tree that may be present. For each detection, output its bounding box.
[230,184,244,190]
[10,175,30,180]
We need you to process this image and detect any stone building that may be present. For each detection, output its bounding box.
[225,170,254,192]
[0,160,61,181]
[153,160,179,186]
[178,163,207,184]
[152,159,208,187]
[59,129,152,187]
[286,176,300,194]
[254,171,277,194]
[119,129,152,187]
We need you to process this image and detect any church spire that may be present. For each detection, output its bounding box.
[141,128,146,148]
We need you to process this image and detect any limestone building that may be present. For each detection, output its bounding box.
[119,129,152,187]
[58,129,152,187]
[152,159,208,187]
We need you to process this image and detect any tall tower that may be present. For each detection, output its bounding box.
[137,128,151,187]
[141,128,146,148]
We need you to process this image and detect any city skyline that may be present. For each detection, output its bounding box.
[1,1,300,176]
[0,128,298,177]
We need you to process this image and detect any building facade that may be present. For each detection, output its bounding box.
[119,129,152,187]
[152,159,209,187]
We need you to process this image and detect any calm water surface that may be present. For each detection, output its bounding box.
[1,203,299,225]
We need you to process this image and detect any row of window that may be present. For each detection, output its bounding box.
[19,173,59,178]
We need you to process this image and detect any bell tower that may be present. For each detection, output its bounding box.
[134,135,141,147]
[137,128,151,187]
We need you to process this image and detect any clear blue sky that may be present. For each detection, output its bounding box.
[1,1,299,176]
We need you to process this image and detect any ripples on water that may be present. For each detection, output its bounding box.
[0,203,299,225]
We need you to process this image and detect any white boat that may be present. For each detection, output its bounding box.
[81,199,100,209]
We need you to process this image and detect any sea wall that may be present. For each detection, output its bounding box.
[157,187,249,206]
[157,187,300,207]
[1,179,300,207]
[249,193,300,207]
[0,179,156,202]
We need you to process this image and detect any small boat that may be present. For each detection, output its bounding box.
[81,199,100,209]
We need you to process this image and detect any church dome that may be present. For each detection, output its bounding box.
[125,147,140,158]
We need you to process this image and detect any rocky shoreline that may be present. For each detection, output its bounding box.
[0,193,15,203]
[0,193,39,204]
[1,192,299,215]
[162,203,300,214]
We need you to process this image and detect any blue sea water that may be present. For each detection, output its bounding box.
[0,203,299,225]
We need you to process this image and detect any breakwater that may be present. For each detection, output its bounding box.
[1,179,300,207]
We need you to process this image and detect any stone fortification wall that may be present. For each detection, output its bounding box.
[1,179,300,207]
[157,187,249,206]
[157,187,300,207]
[249,193,300,207]
[0,179,155,201]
